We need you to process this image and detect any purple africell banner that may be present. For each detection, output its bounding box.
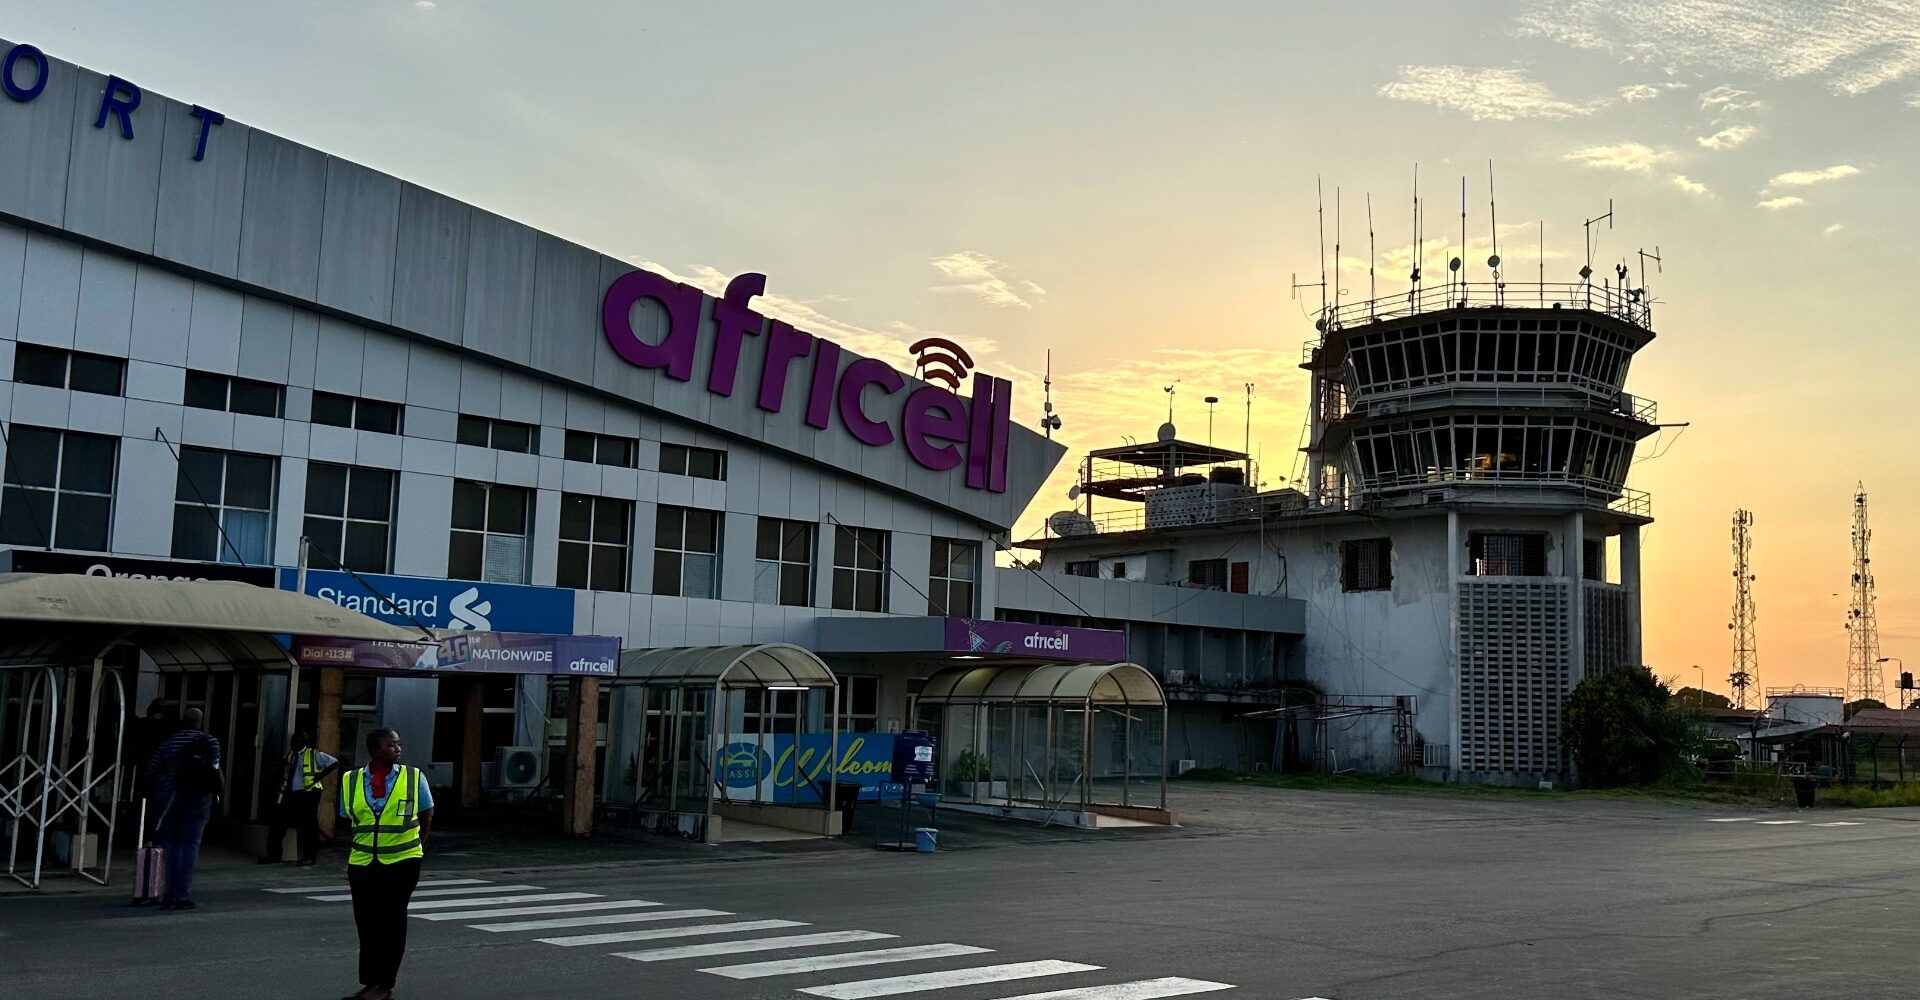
[601,270,1012,493]
[943,618,1127,663]
[293,631,619,677]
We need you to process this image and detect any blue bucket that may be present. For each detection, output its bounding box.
[914,827,937,853]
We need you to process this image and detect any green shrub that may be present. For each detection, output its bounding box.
[1565,666,1703,788]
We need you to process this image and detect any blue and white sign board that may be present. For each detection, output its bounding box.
[278,569,577,635]
[713,734,900,804]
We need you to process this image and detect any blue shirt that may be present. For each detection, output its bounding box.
[148,729,222,799]
[339,764,433,818]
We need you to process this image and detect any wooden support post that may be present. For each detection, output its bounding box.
[316,667,344,838]
[562,677,599,837]
[461,679,484,809]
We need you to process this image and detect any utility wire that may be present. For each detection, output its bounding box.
[154,428,253,568]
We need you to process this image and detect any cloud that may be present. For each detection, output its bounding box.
[1908,93,1920,107]
[1825,223,1846,234]
[1696,124,1759,150]
[1757,196,1806,210]
[1669,174,1711,195]
[1517,2,1920,95]
[1765,164,1862,188]
[415,0,436,7]
[1376,65,1600,120]
[1619,83,1663,102]
[1563,142,1672,172]
[1699,85,1767,116]
[928,251,1045,309]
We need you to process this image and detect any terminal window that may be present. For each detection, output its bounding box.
[1187,558,1229,590]
[171,447,276,565]
[928,538,978,616]
[832,526,890,612]
[564,430,638,468]
[303,464,394,573]
[457,415,539,454]
[0,426,117,552]
[558,494,632,592]
[1470,532,1547,577]
[754,517,815,607]
[183,370,282,418]
[1341,538,1393,592]
[450,481,532,583]
[837,676,880,733]
[654,505,722,598]
[13,344,125,397]
[311,392,403,434]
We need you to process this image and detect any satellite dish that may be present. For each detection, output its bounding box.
[1578,264,1593,280]
[1487,254,1501,268]
[1314,317,1327,332]
[1448,257,1462,272]
[1067,484,1081,501]
[1156,422,1177,443]
[1047,510,1096,537]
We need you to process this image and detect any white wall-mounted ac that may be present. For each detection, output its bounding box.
[1165,669,1191,687]
[497,746,545,789]
[1173,759,1199,777]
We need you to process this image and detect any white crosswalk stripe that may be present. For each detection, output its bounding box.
[1705,817,1756,823]
[307,883,545,902]
[799,960,1104,998]
[702,943,994,980]
[985,978,1239,999]
[618,930,897,963]
[265,878,488,893]
[469,908,731,933]
[1814,821,1866,827]
[545,918,807,948]
[415,899,663,922]
[1756,820,1804,825]
[410,892,599,911]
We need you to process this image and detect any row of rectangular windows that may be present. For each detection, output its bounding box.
[0,427,977,615]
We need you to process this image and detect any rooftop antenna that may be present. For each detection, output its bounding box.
[1163,382,1179,425]
[1040,349,1063,439]
[1204,395,1220,448]
[1366,192,1377,316]
[1635,245,1663,296]
[1538,218,1545,307]
[1243,382,1255,483]
[1408,164,1423,307]
[1487,160,1504,304]
[1581,199,1614,285]
[1333,186,1343,315]
[1457,174,1467,305]
[1316,176,1329,321]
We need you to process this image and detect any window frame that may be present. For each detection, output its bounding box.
[182,370,284,417]
[311,391,403,435]
[1469,531,1549,577]
[753,517,816,607]
[836,675,881,734]
[1187,557,1229,591]
[563,430,639,468]
[832,525,890,613]
[659,442,727,481]
[557,492,633,592]
[301,463,396,574]
[456,414,540,454]
[653,504,723,599]
[1340,538,1393,592]
[171,446,278,565]
[927,537,979,617]
[0,426,118,552]
[448,480,534,583]
[12,344,125,397]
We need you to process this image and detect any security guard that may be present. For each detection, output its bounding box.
[262,731,339,865]
[339,728,434,1000]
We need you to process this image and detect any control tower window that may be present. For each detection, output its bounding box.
[1470,532,1547,577]
[1341,539,1392,592]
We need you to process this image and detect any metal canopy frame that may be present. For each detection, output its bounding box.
[612,644,840,841]
[912,662,1167,818]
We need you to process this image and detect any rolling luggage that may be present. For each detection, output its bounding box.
[132,799,165,905]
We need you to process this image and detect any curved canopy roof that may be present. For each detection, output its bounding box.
[617,643,836,690]
[0,572,427,671]
[914,661,1165,707]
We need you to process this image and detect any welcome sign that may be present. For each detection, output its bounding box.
[712,733,901,803]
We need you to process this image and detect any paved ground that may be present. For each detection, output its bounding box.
[4,785,1916,999]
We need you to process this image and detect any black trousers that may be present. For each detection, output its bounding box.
[264,789,321,862]
[347,858,422,989]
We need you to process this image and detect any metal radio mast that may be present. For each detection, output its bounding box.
[1729,510,1758,709]
[1846,486,1884,706]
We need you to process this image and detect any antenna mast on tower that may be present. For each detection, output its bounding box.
[1847,486,1885,707]
[1729,510,1758,710]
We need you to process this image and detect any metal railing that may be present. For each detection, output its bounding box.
[1338,384,1658,424]
[1313,281,1654,334]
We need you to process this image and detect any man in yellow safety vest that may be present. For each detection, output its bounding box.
[338,728,434,1000]
[262,730,339,865]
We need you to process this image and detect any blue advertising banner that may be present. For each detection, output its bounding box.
[278,569,576,635]
[291,632,619,677]
[713,734,902,803]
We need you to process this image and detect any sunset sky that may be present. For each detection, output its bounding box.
[14,1,1920,696]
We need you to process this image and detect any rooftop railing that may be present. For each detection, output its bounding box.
[1339,385,1658,425]
[1311,282,1654,336]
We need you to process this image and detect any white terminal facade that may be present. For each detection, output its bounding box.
[0,36,1654,802]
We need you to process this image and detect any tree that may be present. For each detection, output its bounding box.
[1845,698,1888,718]
[1565,666,1701,787]
[1673,687,1731,711]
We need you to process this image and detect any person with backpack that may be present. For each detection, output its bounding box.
[147,706,222,911]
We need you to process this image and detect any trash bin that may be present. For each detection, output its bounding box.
[914,827,938,853]
[831,784,861,836]
[1792,776,1816,808]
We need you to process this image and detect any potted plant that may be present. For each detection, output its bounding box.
[952,749,1006,801]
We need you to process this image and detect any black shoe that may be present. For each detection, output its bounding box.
[171,899,197,910]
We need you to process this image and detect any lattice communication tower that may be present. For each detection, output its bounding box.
[1729,509,1758,709]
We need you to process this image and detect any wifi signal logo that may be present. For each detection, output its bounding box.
[910,337,975,389]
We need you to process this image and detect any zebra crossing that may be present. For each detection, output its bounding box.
[263,876,1239,998]
[1703,817,1867,827]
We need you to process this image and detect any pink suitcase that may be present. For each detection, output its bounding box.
[132,799,165,905]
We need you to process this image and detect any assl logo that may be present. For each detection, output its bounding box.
[449,588,493,631]
[718,743,774,789]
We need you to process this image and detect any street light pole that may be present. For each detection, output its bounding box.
[1878,657,1907,708]
[1694,665,1704,705]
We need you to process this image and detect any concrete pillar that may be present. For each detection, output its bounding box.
[460,679,484,809]
[561,677,599,836]
[1621,525,1643,668]
[316,667,343,838]
[1446,509,1462,774]
[1565,511,1586,680]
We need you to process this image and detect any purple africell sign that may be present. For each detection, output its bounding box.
[944,618,1128,664]
[602,270,1013,493]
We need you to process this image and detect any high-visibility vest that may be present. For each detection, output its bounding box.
[276,748,326,803]
[342,765,425,866]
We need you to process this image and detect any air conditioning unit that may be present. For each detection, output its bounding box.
[1165,669,1191,687]
[1173,759,1199,777]
[497,746,545,789]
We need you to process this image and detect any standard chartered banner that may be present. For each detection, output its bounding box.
[292,631,619,677]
